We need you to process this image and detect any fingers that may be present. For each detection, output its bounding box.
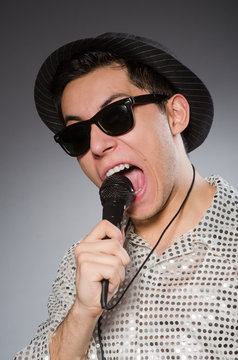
[82,219,124,245]
[73,219,130,316]
[78,257,126,293]
[75,238,130,266]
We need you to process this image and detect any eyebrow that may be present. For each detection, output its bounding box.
[64,92,129,124]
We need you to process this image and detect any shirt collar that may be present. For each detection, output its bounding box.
[125,175,234,265]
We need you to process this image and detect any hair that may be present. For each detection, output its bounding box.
[50,51,188,149]
[51,51,176,114]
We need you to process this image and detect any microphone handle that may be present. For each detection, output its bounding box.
[101,201,126,309]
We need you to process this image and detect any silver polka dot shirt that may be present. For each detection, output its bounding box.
[14,176,238,360]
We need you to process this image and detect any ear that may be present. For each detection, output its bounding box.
[166,94,190,135]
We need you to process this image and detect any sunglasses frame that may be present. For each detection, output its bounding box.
[54,94,169,157]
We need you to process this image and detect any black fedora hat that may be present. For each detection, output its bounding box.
[34,32,214,153]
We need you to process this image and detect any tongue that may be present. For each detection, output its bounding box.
[123,167,144,193]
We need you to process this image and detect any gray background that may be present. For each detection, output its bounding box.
[1,1,237,358]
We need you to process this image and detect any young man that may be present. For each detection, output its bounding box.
[15,33,237,360]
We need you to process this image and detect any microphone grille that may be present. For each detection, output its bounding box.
[99,173,134,207]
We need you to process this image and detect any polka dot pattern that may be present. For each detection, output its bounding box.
[14,176,238,359]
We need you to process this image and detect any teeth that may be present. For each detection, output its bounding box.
[106,163,130,177]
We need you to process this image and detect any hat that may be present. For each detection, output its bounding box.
[34,32,214,152]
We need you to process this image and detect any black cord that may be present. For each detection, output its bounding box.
[97,164,196,359]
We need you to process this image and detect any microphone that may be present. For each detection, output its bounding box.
[99,173,135,309]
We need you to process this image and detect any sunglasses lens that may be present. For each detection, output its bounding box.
[56,103,134,156]
[60,123,90,156]
[99,104,133,135]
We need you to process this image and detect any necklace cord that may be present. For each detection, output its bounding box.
[97,164,196,358]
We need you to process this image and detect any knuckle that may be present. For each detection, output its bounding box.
[104,239,120,253]
[101,219,112,229]
[101,219,109,226]
[78,260,91,274]
[123,250,131,263]
[74,244,85,260]
[114,256,122,268]
[75,242,84,254]
[112,239,121,251]
[74,244,80,256]
[125,255,131,265]
[120,267,126,282]
[111,266,119,279]
[76,251,85,264]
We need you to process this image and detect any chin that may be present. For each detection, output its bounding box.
[127,202,160,223]
[127,188,171,223]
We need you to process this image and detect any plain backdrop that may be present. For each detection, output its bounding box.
[1,1,237,358]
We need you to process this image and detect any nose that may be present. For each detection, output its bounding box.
[90,124,117,157]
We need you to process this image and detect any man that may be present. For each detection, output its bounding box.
[15,33,237,359]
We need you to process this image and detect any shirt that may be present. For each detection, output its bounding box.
[14,175,238,360]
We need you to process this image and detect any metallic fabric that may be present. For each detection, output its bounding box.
[14,176,238,359]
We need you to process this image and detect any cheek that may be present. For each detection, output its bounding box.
[133,105,170,141]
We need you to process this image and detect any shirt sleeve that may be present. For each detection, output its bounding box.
[13,244,77,360]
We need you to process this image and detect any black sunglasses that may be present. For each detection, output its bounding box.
[54,94,169,157]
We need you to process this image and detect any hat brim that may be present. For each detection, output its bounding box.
[34,32,214,153]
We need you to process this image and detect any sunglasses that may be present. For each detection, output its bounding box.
[54,94,169,157]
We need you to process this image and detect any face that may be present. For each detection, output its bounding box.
[61,65,179,222]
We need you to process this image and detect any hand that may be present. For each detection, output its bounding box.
[73,220,130,318]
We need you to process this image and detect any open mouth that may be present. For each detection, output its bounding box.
[106,163,145,196]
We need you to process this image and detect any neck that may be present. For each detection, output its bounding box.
[132,166,216,254]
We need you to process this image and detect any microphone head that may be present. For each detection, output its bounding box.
[99,173,135,207]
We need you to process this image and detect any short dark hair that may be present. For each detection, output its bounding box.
[51,51,176,116]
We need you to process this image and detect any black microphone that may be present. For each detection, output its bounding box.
[99,173,135,309]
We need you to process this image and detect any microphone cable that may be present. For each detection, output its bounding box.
[97,164,196,359]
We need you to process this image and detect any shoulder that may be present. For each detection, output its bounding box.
[204,175,238,265]
[206,175,238,222]
[206,175,238,206]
